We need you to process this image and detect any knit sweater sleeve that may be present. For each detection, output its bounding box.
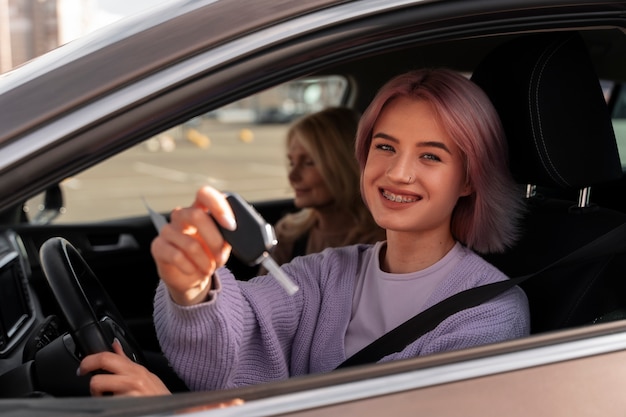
[153,270,299,391]
[153,245,360,391]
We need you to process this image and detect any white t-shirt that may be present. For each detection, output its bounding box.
[344,241,467,357]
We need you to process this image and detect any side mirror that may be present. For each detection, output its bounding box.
[31,185,65,225]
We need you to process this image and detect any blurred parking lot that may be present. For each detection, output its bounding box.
[48,120,293,223]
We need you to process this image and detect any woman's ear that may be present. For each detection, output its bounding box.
[460,180,473,197]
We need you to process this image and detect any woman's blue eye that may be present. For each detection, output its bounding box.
[422,153,441,162]
[375,143,394,152]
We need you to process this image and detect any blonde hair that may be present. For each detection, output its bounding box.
[279,107,383,245]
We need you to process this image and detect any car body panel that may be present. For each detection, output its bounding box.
[5,321,626,416]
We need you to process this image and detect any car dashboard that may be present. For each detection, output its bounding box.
[0,231,37,356]
[0,230,64,396]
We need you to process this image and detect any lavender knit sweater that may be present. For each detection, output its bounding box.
[154,244,530,391]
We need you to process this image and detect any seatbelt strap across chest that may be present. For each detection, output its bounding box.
[336,222,626,369]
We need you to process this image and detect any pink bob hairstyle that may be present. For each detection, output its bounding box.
[355,68,524,254]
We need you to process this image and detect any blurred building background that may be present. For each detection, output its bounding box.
[1,0,91,73]
[0,0,158,74]
[2,0,57,72]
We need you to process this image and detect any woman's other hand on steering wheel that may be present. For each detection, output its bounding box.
[78,338,171,397]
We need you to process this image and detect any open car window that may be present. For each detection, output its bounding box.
[23,76,348,224]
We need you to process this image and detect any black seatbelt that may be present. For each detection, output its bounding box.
[336,222,626,369]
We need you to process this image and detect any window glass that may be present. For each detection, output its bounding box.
[25,76,348,224]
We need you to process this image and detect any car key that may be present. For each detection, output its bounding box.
[216,192,299,295]
[142,196,168,232]
[143,194,298,295]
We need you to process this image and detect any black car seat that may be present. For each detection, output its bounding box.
[471,31,626,333]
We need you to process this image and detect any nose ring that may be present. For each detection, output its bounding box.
[407,176,412,183]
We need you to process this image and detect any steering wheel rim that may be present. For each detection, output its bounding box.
[39,237,145,364]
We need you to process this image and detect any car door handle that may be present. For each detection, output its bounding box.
[90,233,139,252]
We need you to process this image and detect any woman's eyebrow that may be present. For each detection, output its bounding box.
[372,132,397,142]
[373,132,452,155]
[418,141,452,155]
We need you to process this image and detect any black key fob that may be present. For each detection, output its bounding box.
[216,192,277,265]
[214,192,298,295]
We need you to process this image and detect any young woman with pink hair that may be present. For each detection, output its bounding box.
[78,68,529,396]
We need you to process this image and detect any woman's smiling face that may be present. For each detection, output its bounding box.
[362,96,472,237]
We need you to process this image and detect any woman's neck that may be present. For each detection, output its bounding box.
[381,231,456,274]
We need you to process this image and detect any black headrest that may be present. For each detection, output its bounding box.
[471,32,622,189]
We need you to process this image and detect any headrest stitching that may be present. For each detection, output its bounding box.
[528,37,572,188]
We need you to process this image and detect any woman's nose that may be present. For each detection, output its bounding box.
[288,165,301,183]
[387,157,415,183]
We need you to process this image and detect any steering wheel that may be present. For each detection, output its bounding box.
[39,237,146,370]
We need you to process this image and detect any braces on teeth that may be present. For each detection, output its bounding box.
[383,190,417,203]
